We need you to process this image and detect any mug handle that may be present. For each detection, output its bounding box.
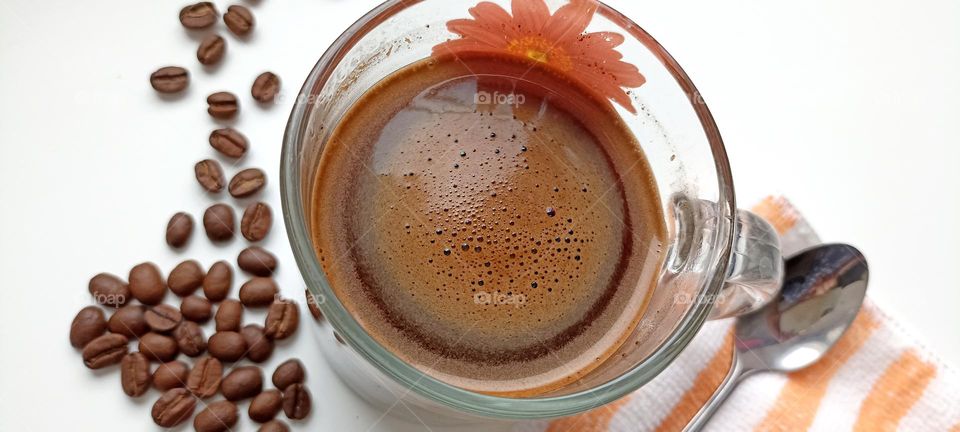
[709,208,784,319]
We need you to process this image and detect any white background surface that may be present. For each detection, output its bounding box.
[1,0,958,430]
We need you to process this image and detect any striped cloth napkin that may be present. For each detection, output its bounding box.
[517,197,960,432]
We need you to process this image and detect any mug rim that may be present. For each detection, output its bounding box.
[280,0,736,419]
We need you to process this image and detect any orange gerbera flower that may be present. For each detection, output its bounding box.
[432,0,646,113]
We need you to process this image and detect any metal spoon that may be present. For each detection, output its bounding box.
[684,243,869,431]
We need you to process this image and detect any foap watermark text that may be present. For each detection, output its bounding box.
[475,91,526,107]
[474,291,527,308]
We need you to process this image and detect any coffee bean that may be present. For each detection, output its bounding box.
[108,305,150,337]
[153,360,189,391]
[209,128,248,158]
[241,202,272,242]
[223,5,254,36]
[203,204,235,241]
[251,72,280,103]
[203,261,233,302]
[228,168,266,198]
[173,320,207,357]
[181,295,213,323]
[264,301,298,340]
[271,359,305,390]
[207,91,239,119]
[179,2,218,29]
[152,388,196,427]
[70,306,106,348]
[215,300,243,332]
[82,333,129,369]
[186,356,222,398]
[121,352,152,397]
[88,273,130,308]
[195,159,226,193]
[249,389,283,423]
[145,304,183,333]
[150,66,189,93]
[242,324,274,363]
[239,277,278,307]
[197,34,226,66]
[194,400,239,432]
[305,289,324,322]
[259,420,290,432]
[166,212,194,248]
[168,260,205,296]
[282,383,311,420]
[128,262,166,305]
[208,331,247,362]
[139,333,180,362]
[238,246,277,276]
[221,366,263,401]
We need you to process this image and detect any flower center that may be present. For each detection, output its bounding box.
[507,36,573,71]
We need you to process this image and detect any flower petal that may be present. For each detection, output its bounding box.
[576,72,638,113]
[568,31,646,87]
[447,19,512,48]
[541,0,598,43]
[432,39,508,58]
[469,1,520,39]
[577,32,625,52]
[511,0,551,34]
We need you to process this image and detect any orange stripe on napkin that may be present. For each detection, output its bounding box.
[751,196,799,235]
[653,329,736,432]
[545,398,631,432]
[753,309,880,431]
[853,350,937,432]
[951,423,960,432]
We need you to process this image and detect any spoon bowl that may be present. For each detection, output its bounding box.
[736,244,869,372]
[684,243,869,431]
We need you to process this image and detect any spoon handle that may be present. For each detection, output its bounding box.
[683,352,746,432]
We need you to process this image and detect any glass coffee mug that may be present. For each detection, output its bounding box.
[280,0,783,422]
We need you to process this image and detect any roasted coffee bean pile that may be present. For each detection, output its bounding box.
[72,259,310,430]
[70,3,310,431]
